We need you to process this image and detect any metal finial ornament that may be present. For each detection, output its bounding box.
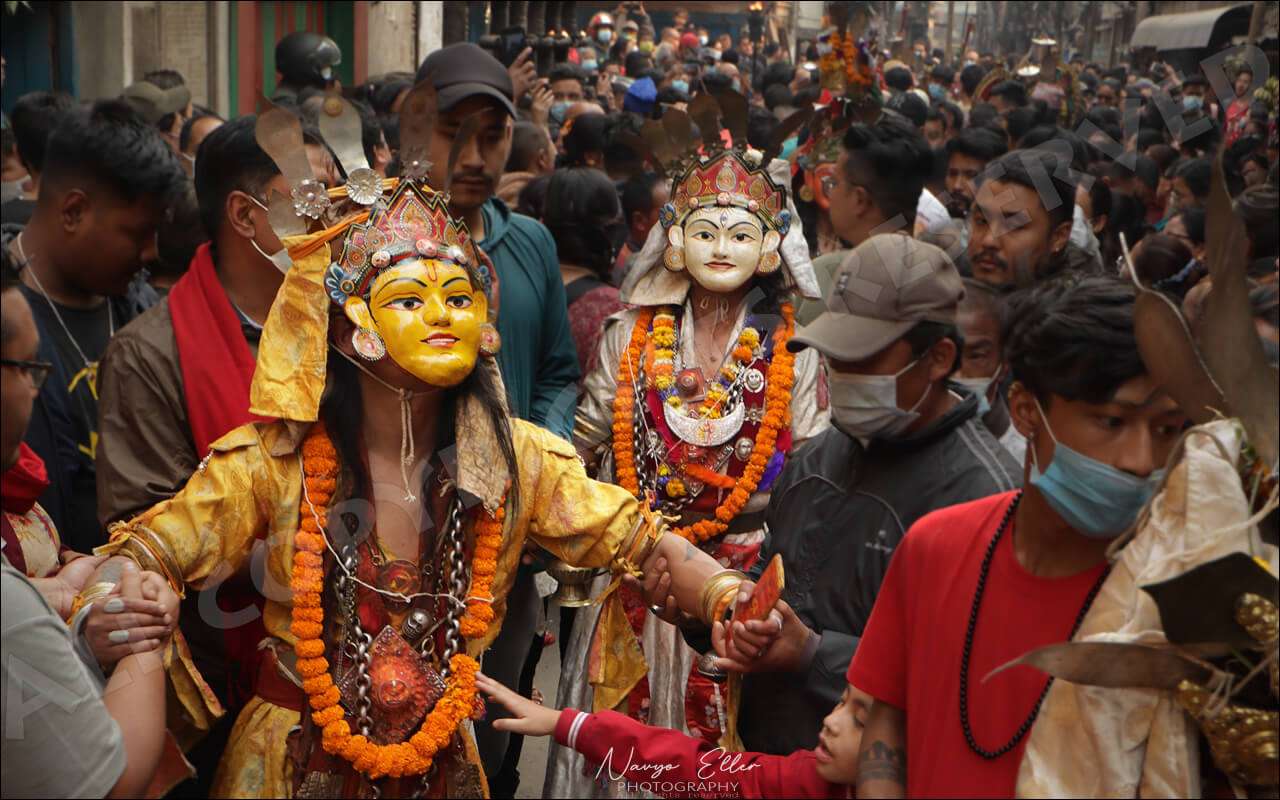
[346,169,384,206]
[256,105,331,220]
[397,78,439,182]
[317,92,383,207]
[291,178,331,219]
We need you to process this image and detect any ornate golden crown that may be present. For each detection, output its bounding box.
[661,150,789,234]
[629,90,805,237]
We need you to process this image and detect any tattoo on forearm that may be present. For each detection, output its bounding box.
[857,740,906,787]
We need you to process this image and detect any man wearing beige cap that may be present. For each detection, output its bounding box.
[709,233,1019,754]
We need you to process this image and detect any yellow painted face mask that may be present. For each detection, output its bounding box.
[345,259,488,388]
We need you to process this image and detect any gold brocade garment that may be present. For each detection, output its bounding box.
[99,417,644,798]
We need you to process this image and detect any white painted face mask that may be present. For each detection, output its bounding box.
[248,196,295,274]
[828,358,931,444]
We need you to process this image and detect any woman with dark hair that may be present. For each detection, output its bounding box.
[1131,232,1199,300]
[544,167,627,382]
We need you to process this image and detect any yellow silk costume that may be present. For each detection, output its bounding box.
[88,166,662,795]
[100,415,645,797]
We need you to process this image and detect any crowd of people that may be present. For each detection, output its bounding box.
[1,3,1278,799]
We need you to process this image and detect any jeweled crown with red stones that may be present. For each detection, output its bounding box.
[324,180,482,306]
[660,149,790,235]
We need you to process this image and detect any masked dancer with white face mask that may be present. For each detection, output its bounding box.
[692,232,1021,757]
[547,92,831,799]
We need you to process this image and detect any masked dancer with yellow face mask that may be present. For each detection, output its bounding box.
[72,87,778,799]
[547,91,829,799]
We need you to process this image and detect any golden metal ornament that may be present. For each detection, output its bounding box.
[1176,680,1279,787]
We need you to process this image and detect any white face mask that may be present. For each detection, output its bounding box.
[828,357,932,444]
[952,371,996,415]
[248,196,294,274]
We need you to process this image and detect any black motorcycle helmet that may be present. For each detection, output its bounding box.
[275,31,342,88]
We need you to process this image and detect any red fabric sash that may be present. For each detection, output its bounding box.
[169,243,268,457]
[1,443,49,515]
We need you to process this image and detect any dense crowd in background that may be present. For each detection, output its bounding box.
[0,3,1278,798]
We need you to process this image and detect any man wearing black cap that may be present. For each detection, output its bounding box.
[415,42,581,791]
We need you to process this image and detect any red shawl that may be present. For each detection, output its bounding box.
[1,443,51,573]
[168,242,268,457]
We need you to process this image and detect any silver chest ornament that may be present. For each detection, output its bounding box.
[742,367,766,394]
[734,436,756,462]
[663,400,747,448]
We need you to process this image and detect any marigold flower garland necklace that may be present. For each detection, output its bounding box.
[612,303,796,544]
[291,422,505,780]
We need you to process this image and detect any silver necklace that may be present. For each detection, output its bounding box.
[13,232,116,370]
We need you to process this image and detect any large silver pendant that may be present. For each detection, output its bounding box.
[663,400,745,447]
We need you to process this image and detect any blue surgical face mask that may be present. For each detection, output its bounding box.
[582,60,598,72]
[928,83,947,102]
[597,28,613,45]
[1029,397,1164,539]
[671,79,689,94]
[550,101,570,126]
[1182,95,1203,112]
[731,78,741,93]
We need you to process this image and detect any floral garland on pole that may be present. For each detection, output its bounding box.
[291,422,506,780]
[611,303,796,545]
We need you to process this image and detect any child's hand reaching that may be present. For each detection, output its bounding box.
[476,672,560,737]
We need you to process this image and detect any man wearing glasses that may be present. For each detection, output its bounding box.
[0,253,56,576]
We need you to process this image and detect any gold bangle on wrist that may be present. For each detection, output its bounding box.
[709,584,741,626]
[698,569,747,626]
[65,581,118,623]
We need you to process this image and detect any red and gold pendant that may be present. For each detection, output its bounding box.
[337,625,446,745]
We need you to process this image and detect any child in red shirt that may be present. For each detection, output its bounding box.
[477,672,866,798]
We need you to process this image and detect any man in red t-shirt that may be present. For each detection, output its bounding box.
[848,276,1189,798]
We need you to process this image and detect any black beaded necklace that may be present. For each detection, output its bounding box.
[959,491,1112,759]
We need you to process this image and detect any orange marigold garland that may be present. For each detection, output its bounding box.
[611,307,655,497]
[291,422,504,780]
[611,303,796,545]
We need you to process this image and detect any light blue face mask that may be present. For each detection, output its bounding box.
[582,60,599,72]
[671,79,689,94]
[1029,398,1164,539]
[1182,95,1203,112]
[928,83,947,102]
[550,101,570,126]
